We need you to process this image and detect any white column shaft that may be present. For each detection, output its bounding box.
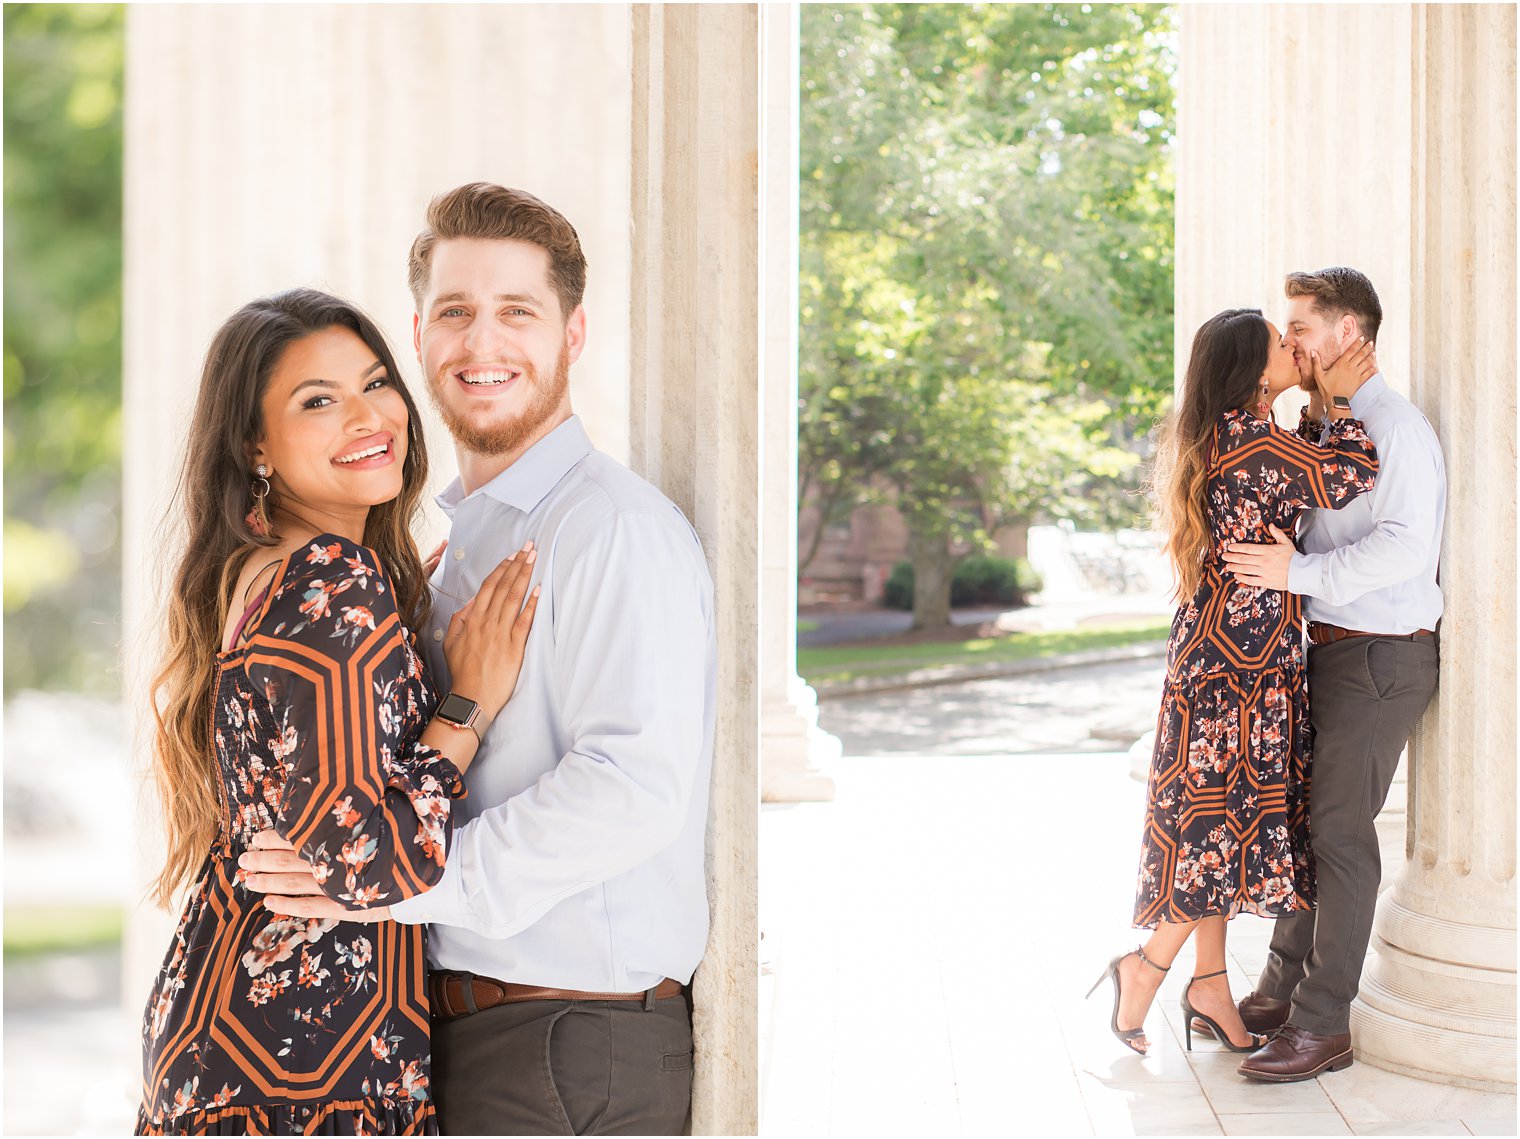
[1354,3,1517,1091]
[758,2,838,802]
[629,6,761,1132]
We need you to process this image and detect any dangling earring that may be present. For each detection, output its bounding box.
[246,464,272,537]
[1257,381,1271,418]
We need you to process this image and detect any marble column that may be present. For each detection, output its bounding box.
[629,6,760,1131]
[125,3,758,1128]
[1352,4,1517,1091]
[758,3,839,803]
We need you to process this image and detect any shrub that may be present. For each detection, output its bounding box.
[882,561,916,610]
[881,556,1043,611]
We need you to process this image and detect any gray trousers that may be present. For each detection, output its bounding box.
[1257,634,1439,1035]
[432,992,694,1136]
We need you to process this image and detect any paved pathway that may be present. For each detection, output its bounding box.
[762,658,1516,1135]
[761,751,1516,1136]
[4,950,138,1135]
[4,692,141,1135]
[814,656,1167,755]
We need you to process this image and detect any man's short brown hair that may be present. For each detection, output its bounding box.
[1284,266,1383,344]
[407,183,587,317]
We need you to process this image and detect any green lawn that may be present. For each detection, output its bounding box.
[796,619,819,634]
[4,904,124,957]
[797,615,1171,686]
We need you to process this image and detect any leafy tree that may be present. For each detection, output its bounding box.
[4,4,125,694]
[800,3,1175,627]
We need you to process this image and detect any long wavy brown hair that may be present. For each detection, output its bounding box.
[148,289,431,907]
[1150,308,1271,601]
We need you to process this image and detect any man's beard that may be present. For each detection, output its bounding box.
[428,345,570,457]
[1297,334,1340,387]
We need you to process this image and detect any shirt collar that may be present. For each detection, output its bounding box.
[1350,373,1386,419]
[433,415,594,518]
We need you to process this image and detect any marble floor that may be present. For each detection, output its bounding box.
[760,753,1516,1136]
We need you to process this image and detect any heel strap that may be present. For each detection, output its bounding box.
[1135,946,1170,973]
[1192,968,1228,980]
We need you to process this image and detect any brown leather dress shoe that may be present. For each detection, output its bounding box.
[1237,1023,1353,1082]
[1190,989,1291,1039]
[1238,991,1291,1034]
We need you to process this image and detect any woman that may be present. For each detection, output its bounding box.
[138,288,535,1134]
[1089,308,1379,1056]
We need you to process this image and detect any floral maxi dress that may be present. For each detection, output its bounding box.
[139,536,464,1135]
[1132,409,1378,928]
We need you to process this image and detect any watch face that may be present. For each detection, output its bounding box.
[437,692,479,725]
[1333,396,1352,408]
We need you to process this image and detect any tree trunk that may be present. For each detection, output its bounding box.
[906,522,954,630]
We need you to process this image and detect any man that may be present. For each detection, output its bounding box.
[1222,266,1445,1082]
[245,183,716,1133]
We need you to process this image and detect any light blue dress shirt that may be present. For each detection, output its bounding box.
[1288,374,1446,633]
[388,416,717,992]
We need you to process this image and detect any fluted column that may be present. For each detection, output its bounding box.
[758,3,838,802]
[1176,4,1413,395]
[1352,4,1518,1090]
[629,6,760,1131]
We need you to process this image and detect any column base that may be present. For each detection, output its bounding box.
[1352,890,1517,1092]
[761,677,838,802]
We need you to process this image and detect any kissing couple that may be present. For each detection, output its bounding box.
[1093,266,1444,1083]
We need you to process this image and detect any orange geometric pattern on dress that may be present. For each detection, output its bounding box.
[138,536,464,1135]
[1133,410,1376,929]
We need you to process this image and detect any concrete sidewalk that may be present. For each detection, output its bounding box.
[760,754,1516,1136]
[810,639,1167,700]
[4,949,138,1135]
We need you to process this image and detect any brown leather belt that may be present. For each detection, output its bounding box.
[429,971,685,1020]
[1308,621,1435,646]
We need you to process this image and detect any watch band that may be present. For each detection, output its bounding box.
[436,691,483,743]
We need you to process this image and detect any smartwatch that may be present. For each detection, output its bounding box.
[1332,395,1352,410]
[436,692,483,742]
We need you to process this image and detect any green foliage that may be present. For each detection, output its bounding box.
[952,555,1044,606]
[800,4,1177,622]
[4,5,125,694]
[883,555,1043,610]
[796,615,1172,687]
[882,561,916,610]
[2,904,124,957]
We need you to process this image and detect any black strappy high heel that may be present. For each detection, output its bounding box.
[1087,946,1168,1055]
[1181,969,1266,1052]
